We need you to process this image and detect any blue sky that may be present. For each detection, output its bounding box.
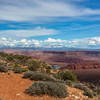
[0,0,100,49]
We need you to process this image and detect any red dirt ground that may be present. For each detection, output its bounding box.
[0,72,97,100]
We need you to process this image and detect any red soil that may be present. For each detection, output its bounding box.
[0,72,97,100]
[0,72,33,100]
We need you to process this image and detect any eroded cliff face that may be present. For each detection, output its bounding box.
[61,61,100,70]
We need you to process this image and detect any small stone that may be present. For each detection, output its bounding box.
[72,95,75,97]
[16,93,21,96]
[79,92,82,95]
[75,96,79,99]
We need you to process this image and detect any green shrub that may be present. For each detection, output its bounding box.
[25,81,68,98]
[28,65,38,71]
[46,66,52,69]
[7,66,13,70]
[0,65,8,72]
[46,69,51,74]
[54,70,77,82]
[53,73,59,79]
[13,67,23,73]
[88,83,96,89]
[22,68,29,72]
[13,64,21,68]
[65,80,74,87]
[13,54,31,64]
[74,83,88,92]
[83,91,94,98]
[94,87,100,95]
[30,72,56,81]
[40,67,45,73]
[84,82,99,95]
[23,71,58,82]
[26,59,35,66]
[42,62,48,68]
[6,55,13,61]
[86,83,96,91]
[28,60,40,71]
[23,71,34,78]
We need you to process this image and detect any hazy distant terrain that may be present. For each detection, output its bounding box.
[1,49,100,83]
[2,49,100,68]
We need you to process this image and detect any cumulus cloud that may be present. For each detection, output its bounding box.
[0,0,100,22]
[44,38,67,43]
[0,37,100,49]
[88,40,96,46]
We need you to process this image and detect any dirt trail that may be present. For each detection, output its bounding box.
[0,72,97,100]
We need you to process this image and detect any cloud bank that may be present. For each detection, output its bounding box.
[0,37,100,49]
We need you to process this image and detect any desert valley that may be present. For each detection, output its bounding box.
[2,49,100,83]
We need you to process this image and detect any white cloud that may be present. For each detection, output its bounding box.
[88,40,96,45]
[20,39,27,43]
[0,37,100,49]
[44,38,67,43]
[0,0,100,22]
[0,27,58,38]
[0,36,100,49]
[1,37,7,41]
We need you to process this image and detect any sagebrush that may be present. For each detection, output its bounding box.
[25,81,68,98]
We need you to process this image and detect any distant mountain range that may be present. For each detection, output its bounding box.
[0,46,99,51]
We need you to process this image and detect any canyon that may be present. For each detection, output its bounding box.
[1,49,100,82]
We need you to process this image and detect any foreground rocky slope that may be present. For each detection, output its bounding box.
[0,72,97,100]
[0,52,99,100]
